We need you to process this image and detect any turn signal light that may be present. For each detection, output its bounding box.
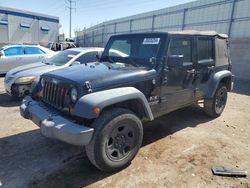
[94,107,101,114]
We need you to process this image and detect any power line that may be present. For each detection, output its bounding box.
[66,0,76,38]
[76,0,118,9]
[76,0,165,11]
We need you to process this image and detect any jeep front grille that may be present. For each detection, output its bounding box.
[42,80,69,110]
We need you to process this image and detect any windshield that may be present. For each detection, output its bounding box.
[101,34,165,68]
[45,50,80,66]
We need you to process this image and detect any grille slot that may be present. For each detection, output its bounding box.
[42,80,69,110]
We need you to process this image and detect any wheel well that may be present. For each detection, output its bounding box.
[220,76,231,91]
[101,99,148,121]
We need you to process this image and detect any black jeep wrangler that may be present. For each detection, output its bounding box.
[20,31,233,172]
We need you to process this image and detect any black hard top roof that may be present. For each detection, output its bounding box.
[113,30,228,39]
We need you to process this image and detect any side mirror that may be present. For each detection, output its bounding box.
[71,61,81,66]
[167,55,184,68]
[96,51,103,61]
[0,51,3,58]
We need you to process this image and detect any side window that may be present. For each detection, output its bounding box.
[198,38,214,61]
[216,38,229,66]
[169,38,192,62]
[76,52,97,64]
[24,47,45,55]
[4,47,24,56]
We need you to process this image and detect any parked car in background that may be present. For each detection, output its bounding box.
[0,45,56,74]
[4,47,103,98]
[47,42,76,51]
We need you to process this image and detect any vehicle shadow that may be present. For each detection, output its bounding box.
[232,77,250,96]
[0,92,21,107]
[0,106,212,188]
[142,105,211,147]
[0,129,84,188]
[0,105,211,188]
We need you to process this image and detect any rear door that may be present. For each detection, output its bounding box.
[0,47,25,73]
[194,37,215,98]
[24,47,46,64]
[160,36,196,113]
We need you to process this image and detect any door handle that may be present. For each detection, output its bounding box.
[208,65,215,70]
[208,66,215,74]
[163,67,169,73]
[187,69,196,74]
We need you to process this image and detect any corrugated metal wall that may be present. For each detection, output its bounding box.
[76,0,250,47]
[0,7,59,46]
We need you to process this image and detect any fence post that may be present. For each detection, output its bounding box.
[129,19,132,32]
[152,15,155,31]
[102,25,105,47]
[83,30,86,47]
[114,23,117,34]
[92,30,94,46]
[228,0,236,37]
[182,8,188,30]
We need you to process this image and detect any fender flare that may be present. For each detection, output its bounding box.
[206,70,232,98]
[72,87,154,120]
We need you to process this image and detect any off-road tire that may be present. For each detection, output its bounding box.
[85,108,143,172]
[204,84,228,118]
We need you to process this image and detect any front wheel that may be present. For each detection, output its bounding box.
[86,108,143,172]
[204,84,228,117]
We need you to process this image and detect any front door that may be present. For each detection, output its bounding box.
[160,36,196,113]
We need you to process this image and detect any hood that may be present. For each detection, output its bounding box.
[44,62,157,91]
[7,62,62,79]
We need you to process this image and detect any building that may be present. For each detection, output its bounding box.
[75,0,250,47]
[0,6,59,47]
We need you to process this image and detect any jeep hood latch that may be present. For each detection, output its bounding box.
[85,81,93,93]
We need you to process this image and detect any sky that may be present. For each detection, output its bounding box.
[0,0,194,38]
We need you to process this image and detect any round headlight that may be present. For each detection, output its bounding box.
[15,76,36,84]
[70,87,78,102]
[41,78,45,87]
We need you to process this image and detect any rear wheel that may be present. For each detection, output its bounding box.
[204,84,228,117]
[86,108,143,172]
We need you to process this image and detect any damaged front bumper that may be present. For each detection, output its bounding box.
[20,96,94,146]
[4,79,31,98]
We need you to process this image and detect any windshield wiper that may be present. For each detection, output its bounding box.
[102,55,140,68]
[43,61,50,65]
[126,57,140,67]
[102,56,115,64]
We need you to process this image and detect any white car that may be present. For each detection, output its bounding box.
[0,44,56,74]
[4,47,104,98]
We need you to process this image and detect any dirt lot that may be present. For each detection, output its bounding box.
[0,77,250,188]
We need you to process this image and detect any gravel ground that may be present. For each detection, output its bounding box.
[0,77,249,188]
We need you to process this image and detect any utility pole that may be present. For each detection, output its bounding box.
[66,0,75,39]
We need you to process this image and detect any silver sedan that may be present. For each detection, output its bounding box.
[0,44,56,74]
[4,47,103,98]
